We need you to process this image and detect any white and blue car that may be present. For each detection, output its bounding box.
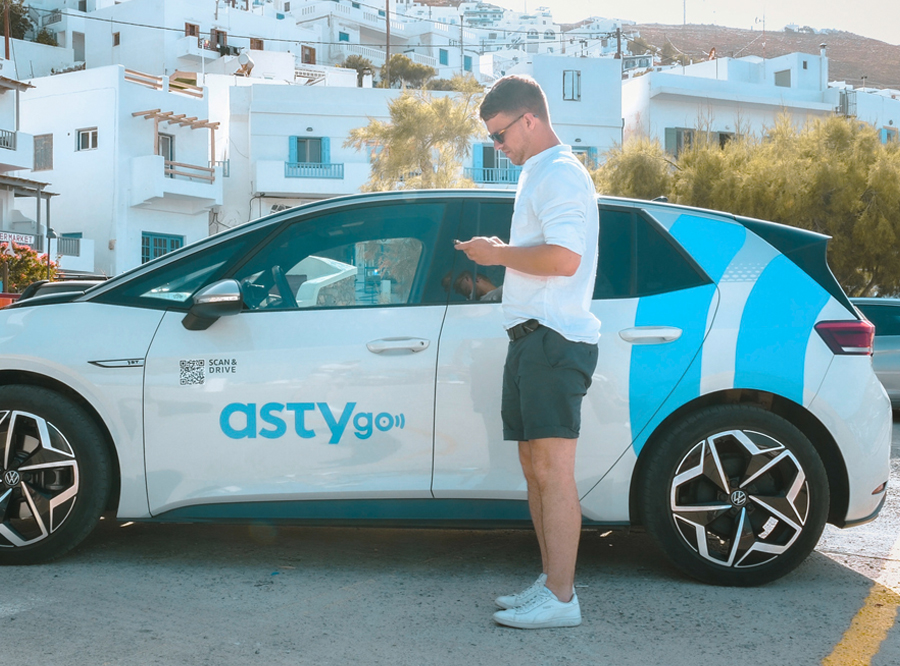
[0,190,891,585]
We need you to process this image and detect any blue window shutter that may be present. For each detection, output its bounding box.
[473,143,483,169]
[588,147,599,168]
[288,136,298,163]
[321,137,330,164]
[665,128,676,155]
[881,128,889,144]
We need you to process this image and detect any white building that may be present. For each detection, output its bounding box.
[82,0,321,79]
[468,54,623,186]
[624,47,900,154]
[14,65,223,275]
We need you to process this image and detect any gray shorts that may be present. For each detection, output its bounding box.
[501,325,598,441]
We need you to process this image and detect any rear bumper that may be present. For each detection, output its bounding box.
[808,355,892,526]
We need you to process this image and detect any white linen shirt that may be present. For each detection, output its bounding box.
[502,144,601,344]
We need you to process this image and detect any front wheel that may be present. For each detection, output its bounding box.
[0,386,111,565]
[639,404,829,586]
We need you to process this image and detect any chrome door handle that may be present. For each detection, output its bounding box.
[618,326,683,344]
[366,337,431,353]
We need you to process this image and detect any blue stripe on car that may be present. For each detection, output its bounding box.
[733,254,831,405]
[629,214,748,454]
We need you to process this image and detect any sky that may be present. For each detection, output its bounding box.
[489,0,900,46]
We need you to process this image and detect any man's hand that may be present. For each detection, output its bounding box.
[455,236,507,266]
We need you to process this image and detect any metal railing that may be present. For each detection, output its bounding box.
[285,162,345,179]
[0,129,16,151]
[56,237,80,257]
[43,9,62,25]
[210,160,230,177]
[464,167,522,184]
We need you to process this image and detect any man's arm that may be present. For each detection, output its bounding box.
[455,237,580,277]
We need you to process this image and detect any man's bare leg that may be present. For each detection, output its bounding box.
[526,437,580,602]
[518,441,548,574]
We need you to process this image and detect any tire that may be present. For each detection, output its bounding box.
[0,386,111,565]
[639,404,829,586]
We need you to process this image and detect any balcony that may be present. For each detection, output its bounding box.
[464,167,522,185]
[131,155,223,213]
[254,160,368,198]
[285,162,344,179]
[0,129,33,172]
[175,35,225,63]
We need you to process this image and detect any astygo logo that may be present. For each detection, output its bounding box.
[220,402,405,444]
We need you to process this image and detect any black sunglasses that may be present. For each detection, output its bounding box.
[487,113,527,145]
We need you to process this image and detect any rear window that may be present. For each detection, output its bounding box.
[595,207,710,299]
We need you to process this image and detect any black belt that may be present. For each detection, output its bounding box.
[507,318,541,341]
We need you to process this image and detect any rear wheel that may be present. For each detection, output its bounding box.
[0,386,111,565]
[639,404,829,586]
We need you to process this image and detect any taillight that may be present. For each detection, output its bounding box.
[815,320,875,355]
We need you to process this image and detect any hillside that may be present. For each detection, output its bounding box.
[631,24,900,90]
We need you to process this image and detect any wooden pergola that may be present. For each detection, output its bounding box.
[131,109,221,182]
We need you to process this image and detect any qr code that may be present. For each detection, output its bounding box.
[179,359,205,386]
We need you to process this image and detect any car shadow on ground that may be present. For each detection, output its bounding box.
[4,518,896,666]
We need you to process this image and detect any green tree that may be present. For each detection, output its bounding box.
[345,90,482,191]
[660,41,690,67]
[379,54,437,89]
[1,242,57,292]
[35,27,58,47]
[0,0,32,40]
[591,136,673,201]
[427,73,484,92]
[627,36,652,55]
[340,54,375,87]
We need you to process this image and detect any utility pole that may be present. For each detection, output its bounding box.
[615,27,621,59]
[385,0,391,87]
[4,1,11,61]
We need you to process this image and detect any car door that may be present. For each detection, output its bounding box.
[433,201,716,517]
[142,199,461,516]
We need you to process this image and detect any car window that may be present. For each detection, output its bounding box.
[449,200,511,303]
[231,200,459,311]
[92,226,273,310]
[595,207,710,299]
[857,304,900,336]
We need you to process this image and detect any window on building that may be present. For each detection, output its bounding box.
[883,127,899,144]
[77,128,98,151]
[544,30,555,40]
[527,29,538,39]
[250,38,264,50]
[141,232,184,264]
[774,69,791,87]
[301,45,316,64]
[803,60,808,70]
[283,1,291,11]
[211,29,227,47]
[339,31,350,42]
[185,23,200,37]
[112,32,120,46]
[563,70,581,101]
[292,137,324,163]
[664,128,693,157]
[464,55,472,72]
[439,48,449,66]
[34,134,53,171]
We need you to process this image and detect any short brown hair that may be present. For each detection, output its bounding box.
[480,75,549,121]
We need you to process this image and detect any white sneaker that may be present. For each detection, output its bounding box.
[493,586,582,629]
[495,573,547,610]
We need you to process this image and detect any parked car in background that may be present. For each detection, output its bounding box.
[17,279,105,302]
[0,191,891,587]
[851,297,900,409]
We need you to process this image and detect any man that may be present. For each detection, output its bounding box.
[455,75,600,630]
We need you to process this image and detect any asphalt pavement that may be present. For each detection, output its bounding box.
[3,423,899,666]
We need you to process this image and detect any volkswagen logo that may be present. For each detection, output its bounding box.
[3,470,20,487]
[730,489,748,507]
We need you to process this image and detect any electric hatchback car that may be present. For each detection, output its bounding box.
[0,190,890,586]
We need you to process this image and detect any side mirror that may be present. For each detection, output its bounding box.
[182,279,244,331]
